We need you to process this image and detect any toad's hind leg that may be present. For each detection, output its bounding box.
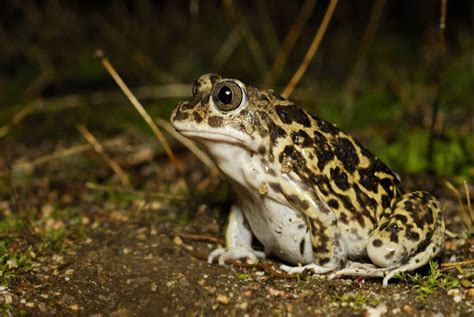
[330,192,445,286]
[367,191,445,285]
[381,213,445,286]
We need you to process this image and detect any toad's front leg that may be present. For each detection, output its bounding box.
[279,184,347,275]
[208,204,266,265]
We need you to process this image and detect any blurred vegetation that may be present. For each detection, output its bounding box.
[0,0,472,180]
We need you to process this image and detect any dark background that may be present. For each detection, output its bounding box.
[0,0,472,176]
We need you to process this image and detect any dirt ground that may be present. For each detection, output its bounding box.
[0,131,472,316]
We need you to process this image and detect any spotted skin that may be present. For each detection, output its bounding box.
[171,74,445,285]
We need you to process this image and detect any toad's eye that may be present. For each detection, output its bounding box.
[211,81,245,112]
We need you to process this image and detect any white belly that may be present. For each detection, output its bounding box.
[237,191,314,265]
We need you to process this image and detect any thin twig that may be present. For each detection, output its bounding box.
[264,0,317,87]
[440,259,474,272]
[220,0,269,77]
[281,0,338,98]
[95,50,180,171]
[178,233,224,245]
[77,124,131,188]
[85,182,187,201]
[0,100,43,139]
[155,118,215,170]
[212,25,243,70]
[344,0,386,95]
[464,180,473,224]
[222,0,237,27]
[6,138,123,176]
[240,17,270,77]
[445,181,471,229]
[253,0,280,53]
[195,167,221,193]
[427,0,447,171]
[39,85,191,113]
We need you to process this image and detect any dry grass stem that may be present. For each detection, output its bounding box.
[95,50,180,171]
[9,138,123,175]
[464,180,473,224]
[213,25,243,70]
[0,100,43,138]
[38,85,191,113]
[281,0,338,98]
[445,181,471,230]
[264,0,317,87]
[440,259,474,271]
[222,0,237,27]
[77,124,131,188]
[85,182,186,201]
[240,18,270,77]
[178,233,224,245]
[155,118,215,170]
[195,167,221,193]
[344,0,386,94]
[427,0,448,169]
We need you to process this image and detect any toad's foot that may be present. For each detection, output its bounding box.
[328,261,388,281]
[208,246,266,265]
[280,263,334,275]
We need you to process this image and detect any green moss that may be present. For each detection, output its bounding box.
[0,241,32,287]
[333,293,369,312]
[394,261,461,300]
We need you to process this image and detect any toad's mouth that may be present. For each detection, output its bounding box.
[176,129,252,150]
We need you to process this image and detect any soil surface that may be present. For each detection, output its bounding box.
[0,132,472,316]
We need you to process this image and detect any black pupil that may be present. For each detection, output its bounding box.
[218,86,233,104]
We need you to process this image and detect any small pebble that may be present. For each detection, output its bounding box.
[453,295,462,303]
[460,279,471,288]
[403,305,417,314]
[216,294,230,304]
[267,287,285,297]
[69,304,79,311]
[468,288,474,299]
[173,236,183,246]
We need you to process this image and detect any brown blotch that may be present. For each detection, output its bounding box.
[208,116,223,128]
[406,230,420,241]
[269,182,283,193]
[384,250,395,260]
[299,238,306,256]
[328,199,339,210]
[319,257,330,265]
[258,145,266,155]
[288,194,310,211]
[312,114,339,134]
[330,167,350,191]
[339,212,349,225]
[291,130,313,147]
[173,110,189,121]
[333,137,359,173]
[275,105,311,127]
[193,112,203,123]
[258,111,287,145]
[372,239,383,247]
